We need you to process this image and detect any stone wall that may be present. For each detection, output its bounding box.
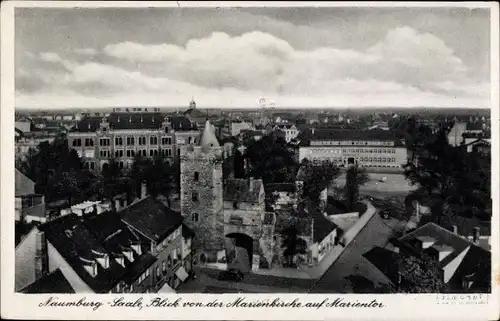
[180,145,225,262]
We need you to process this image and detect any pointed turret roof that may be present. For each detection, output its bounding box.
[199,120,220,149]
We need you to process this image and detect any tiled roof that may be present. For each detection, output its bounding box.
[120,197,183,242]
[397,222,490,291]
[70,114,198,132]
[300,129,403,147]
[70,117,102,132]
[223,178,263,203]
[312,210,338,243]
[171,116,197,131]
[19,269,75,293]
[107,113,163,130]
[15,169,35,197]
[38,213,157,293]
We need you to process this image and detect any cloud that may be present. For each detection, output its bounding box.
[74,48,98,56]
[16,27,489,108]
[39,52,64,63]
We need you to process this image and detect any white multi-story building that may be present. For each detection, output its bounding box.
[298,129,407,170]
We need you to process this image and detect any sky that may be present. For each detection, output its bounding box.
[15,6,491,109]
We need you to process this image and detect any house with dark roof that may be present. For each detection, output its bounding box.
[67,102,201,171]
[120,197,193,291]
[15,195,194,294]
[297,128,407,171]
[392,222,491,293]
[19,269,75,294]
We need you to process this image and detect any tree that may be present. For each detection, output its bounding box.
[16,147,39,181]
[244,134,299,185]
[129,154,175,203]
[404,129,490,223]
[48,170,79,206]
[298,158,340,205]
[343,165,370,211]
[281,225,307,268]
[397,254,445,293]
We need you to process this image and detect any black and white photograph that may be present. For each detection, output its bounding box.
[2,1,499,320]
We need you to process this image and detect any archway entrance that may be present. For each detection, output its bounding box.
[225,233,253,273]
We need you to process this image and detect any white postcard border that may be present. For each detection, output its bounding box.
[1,1,499,320]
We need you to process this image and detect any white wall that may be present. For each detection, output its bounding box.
[15,228,38,291]
[47,241,94,292]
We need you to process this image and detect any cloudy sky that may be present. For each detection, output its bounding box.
[15,6,491,109]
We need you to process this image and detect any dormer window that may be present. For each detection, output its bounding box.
[122,248,135,262]
[192,213,199,222]
[115,255,125,267]
[93,250,110,269]
[81,257,98,277]
[131,243,142,255]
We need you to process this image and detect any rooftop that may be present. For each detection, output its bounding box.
[19,269,75,294]
[120,197,183,242]
[38,212,157,293]
[299,129,403,146]
[397,222,490,291]
[70,113,198,132]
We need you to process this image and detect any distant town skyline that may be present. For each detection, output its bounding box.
[15,6,491,109]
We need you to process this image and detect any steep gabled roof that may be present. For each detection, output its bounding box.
[120,197,183,242]
[15,169,35,197]
[38,212,157,293]
[19,269,75,293]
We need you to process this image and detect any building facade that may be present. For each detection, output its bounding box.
[67,112,200,171]
[298,129,407,170]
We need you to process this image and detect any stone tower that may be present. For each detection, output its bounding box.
[180,120,224,263]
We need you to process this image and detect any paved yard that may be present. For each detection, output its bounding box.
[333,173,416,197]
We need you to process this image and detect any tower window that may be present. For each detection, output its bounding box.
[192,191,198,202]
[194,172,199,181]
[233,202,239,210]
[192,213,199,222]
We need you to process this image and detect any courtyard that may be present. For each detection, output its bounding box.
[332,172,416,198]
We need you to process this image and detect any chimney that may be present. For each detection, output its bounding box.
[311,128,315,135]
[141,181,147,199]
[473,227,480,244]
[34,230,47,279]
[452,225,458,235]
[115,198,121,212]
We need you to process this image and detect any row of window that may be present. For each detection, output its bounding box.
[73,136,174,147]
[311,148,397,154]
[137,268,150,284]
[312,140,394,146]
[360,157,397,163]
